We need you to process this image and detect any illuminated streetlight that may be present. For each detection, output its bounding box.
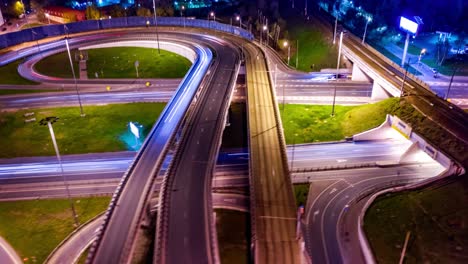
[362,16,372,44]
[236,15,241,28]
[418,48,426,65]
[46,13,50,24]
[152,0,160,54]
[284,41,291,65]
[64,25,85,117]
[331,31,343,117]
[181,5,186,28]
[39,117,80,227]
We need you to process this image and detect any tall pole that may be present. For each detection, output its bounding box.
[305,0,308,16]
[296,40,299,68]
[398,231,411,264]
[333,17,338,45]
[445,65,458,100]
[362,19,370,44]
[400,58,411,99]
[65,37,85,117]
[40,117,80,227]
[288,46,291,65]
[401,32,410,66]
[331,31,343,116]
[291,134,297,170]
[152,0,160,54]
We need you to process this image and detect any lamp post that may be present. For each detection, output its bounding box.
[263,24,267,46]
[39,117,80,227]
[331,31,343,116]
[291,133,298,171]
[362,16,371,44]
[333,17,338,45]
[152,0,160,54]
[181,5,185,28]
[46,13,50,24]
[236,15,241,28]
[399,58,411,99]
[64,27,85,117]
[418,48,426,66]
[445,64,459,100]
[284,41,290,65]
[296,40,299,68]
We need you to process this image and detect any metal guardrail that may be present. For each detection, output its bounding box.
[0,17,253,50]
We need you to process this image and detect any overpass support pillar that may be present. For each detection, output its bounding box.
[371,82,390,100]
[351,63,370,82]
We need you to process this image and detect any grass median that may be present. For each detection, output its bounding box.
[280,98,401,144]
[34,47,192,79]
[364,175,468,263]
[0,102,166,158]
[0,59,38,85]
[0,196,110,263]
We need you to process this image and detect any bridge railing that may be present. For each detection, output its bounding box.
[0,17,254,50]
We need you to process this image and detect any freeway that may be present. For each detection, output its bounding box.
[244,40,300,262]
[88,33,212,263]
[154,33,240,263]
[301,162,445,264]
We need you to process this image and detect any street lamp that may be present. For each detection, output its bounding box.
[236,15,241,28]
[181,5,186,28]
[152,0,160,54]
[418,48,426,66]
[362,16,371,44]
[64,27,85,117]
[445,63,460,100]
[331,31,343,117]
[262,24,268,46]
[39,117,80,227]
[400,58,411,99]
[284,41,291,65]
[46,13,50,24]
[209,11,215,28]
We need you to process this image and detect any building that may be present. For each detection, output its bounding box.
[43,6,86,23]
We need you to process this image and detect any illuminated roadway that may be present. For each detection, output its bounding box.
[154,34,240,263]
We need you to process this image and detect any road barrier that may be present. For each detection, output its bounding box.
[0,17,253,50]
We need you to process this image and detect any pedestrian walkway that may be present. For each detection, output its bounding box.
[384,42,468,83]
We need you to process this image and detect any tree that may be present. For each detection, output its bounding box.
[136,7,151,17]
[156,6,174,17]
[86,4,101,20]
[109,5,125,18]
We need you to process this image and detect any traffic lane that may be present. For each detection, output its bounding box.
[288,140,411,169]
[162,42,239,263]
[305,163,446,264]
[0,90,174,110]
[0,180,118,201]
[0,236,22,264]
[47,215,104,264]
[212,193,249,212]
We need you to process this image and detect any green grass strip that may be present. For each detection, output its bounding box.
[0,60,38,85]
[280,98,402,144]
[34,47,192,79]
[365,175,468,263]
[0,103,165,158]
[0,197,110,263]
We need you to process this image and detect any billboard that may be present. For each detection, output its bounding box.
[129,122,140,138]
[399,17,418,34]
